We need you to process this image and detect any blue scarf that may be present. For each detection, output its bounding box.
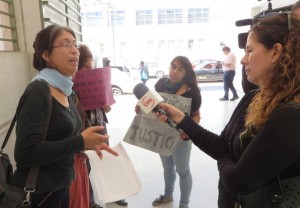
[32,68,73,96]
[163,78,183,94]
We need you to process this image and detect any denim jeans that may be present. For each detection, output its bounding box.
[223,70,238,98]
[159,140,193,206]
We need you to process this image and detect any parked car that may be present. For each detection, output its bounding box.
[193,60,224,82]
[145,61,168,78]
[192,59,222,70]
[111,67,141,95]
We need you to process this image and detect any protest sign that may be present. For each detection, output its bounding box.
[73,67,115,110]
[123,93,191,156]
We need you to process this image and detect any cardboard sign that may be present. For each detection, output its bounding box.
[123,93,191,156]
[73,67,115,110]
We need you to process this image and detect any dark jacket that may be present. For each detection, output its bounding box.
[177,90,300,204]
[13,80,84,193]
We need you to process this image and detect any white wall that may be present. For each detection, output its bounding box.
[0,0,44,159]
[0,0,44,123]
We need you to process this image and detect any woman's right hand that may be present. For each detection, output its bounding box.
[81,126,109,149]
[156,103,185,124]
[135,104,140,113]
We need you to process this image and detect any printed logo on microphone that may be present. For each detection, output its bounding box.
[137,89,164,114]
[142,96,155,108]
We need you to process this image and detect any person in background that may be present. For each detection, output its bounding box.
[139,61,150,84]
[150,56,201,208]
[76,44,128,207]
[12,24,118,208]
[219,46,239,101]
[155,12,300,207]
[77,45,111,144]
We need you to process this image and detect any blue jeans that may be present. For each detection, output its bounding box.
[223,70,238,98]
[159,140,193,206]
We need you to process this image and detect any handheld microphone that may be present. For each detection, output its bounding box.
[133,83,177,128]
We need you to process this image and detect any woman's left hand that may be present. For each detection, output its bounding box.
[180,132,189,140]
[102,104,111,113]
[94,143,119,159]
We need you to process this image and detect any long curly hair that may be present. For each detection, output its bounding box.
[244,13,300,136]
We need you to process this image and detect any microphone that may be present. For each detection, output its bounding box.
[133,83,177,128]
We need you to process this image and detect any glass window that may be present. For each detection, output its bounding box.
[188,8,210,23]
[177,39,184,50]
[85,11,103,27]
[188,39,194,50]
[0,0,18,51]
[168,40,175,51]
[136,10,153,25]
[110,10,125,26]
[158,9,183,25]
[159,40,166,51]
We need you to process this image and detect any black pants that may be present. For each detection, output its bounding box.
[218,180,237,208]
[223,70,238,98]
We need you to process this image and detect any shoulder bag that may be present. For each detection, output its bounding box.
[0,85,52,208]
[237,176,300,208]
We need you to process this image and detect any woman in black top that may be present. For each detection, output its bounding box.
[13,24,118,208]
[155,13,300,207]
[151,56,201,208]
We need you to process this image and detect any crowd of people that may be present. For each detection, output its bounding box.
[10,1,300,208]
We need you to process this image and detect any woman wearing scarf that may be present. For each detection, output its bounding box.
[152,56,201,208]
[12,24,118,208]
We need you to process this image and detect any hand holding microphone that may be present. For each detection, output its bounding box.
[155,102,185,125]
[133,83,184,130]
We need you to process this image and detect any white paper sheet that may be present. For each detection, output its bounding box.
[86,143,142,203]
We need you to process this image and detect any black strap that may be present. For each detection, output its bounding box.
[25,87,52,191]
[0,114,17,152]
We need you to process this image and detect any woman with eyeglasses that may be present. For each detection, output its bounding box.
[155,13,300,208]
[12,24,118,208]
[150,56,201,208]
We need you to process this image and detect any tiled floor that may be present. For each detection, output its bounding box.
[95,80,243,208]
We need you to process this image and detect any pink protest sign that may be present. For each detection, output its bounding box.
[73,67,115,110]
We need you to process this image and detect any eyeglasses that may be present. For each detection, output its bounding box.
[52,41,80,50]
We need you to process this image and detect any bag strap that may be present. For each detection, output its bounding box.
[0,114,17,153]
[22,86,52,206]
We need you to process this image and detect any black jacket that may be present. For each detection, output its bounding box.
[177,90,300,202]
[13,80,84,193]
